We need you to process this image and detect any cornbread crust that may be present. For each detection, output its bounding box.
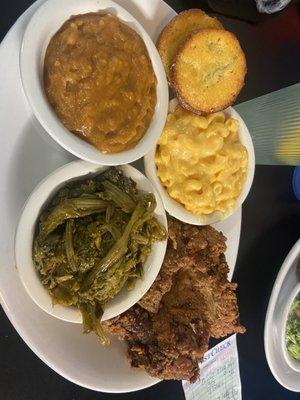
[173,29,247,114]
[156,9,223,82]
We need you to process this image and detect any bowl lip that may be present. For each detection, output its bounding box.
[144,100,255,226]
[14,160,167,324]
[19,0,169,166]
[281,283,300,372]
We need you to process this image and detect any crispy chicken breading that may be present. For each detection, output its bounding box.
[103,218,245,382]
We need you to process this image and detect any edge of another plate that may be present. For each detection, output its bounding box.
[264,238,300,392]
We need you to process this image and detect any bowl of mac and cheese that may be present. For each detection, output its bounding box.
[144,99,255,225]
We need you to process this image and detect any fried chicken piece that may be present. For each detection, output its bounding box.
[194,256,245,338]
[163,262,245,340]
[104,303,208,382]
[103,218,244,382]
[129,307,207,382]
[103,305,152,343]
[138,218,226,313]
[104,274,212,382]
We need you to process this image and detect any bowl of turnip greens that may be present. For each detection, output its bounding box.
[15,161,167,344]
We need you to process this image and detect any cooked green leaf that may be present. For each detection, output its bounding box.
[33,167,166,345]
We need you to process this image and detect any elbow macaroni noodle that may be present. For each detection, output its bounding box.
[155,105,248,216]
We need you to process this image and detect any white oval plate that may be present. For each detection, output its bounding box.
[0,0,241,392]
[264,238,300,392]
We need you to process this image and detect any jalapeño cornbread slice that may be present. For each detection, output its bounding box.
[157,9,223,82]
[173,29,246,114]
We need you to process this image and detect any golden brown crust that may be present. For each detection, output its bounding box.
[172,29,247,114]
[104,218,245,383]
[157,9,223,82]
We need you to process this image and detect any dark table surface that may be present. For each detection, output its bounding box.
[1,1,300,399]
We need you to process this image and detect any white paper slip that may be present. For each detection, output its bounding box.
[182,334,242,400]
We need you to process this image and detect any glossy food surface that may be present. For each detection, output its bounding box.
[33,167,166,344]
[44,13,157,153]
[155,104,248,216]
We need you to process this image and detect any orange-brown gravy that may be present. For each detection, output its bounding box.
[44,13,157,153]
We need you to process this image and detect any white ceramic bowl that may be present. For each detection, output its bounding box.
[281,284,300,372]
[19,0,169,165]
[14,161,167,323]
[264,238,300,392]
[144,99,255,225]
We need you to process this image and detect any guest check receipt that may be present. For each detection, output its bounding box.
[182,335,242,400]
